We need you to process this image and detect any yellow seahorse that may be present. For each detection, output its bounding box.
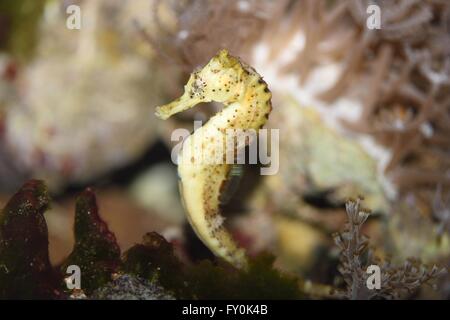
[155,49,272,268]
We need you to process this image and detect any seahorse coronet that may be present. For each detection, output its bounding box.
[155,49,272,269]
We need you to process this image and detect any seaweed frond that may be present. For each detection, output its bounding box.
[60,188,121,295]
[0,180,63,299]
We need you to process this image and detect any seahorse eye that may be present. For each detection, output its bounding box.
[192,78,204,94]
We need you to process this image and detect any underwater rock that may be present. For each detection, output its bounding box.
[268,97,389,215]
[334,198,447,300]
[129,163,185,224]
[60,188,121,294]
[0,180,63,299]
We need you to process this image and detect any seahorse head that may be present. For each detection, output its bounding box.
[155,49,246,120]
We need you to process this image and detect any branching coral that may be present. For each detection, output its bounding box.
[91,274,175,300]
[334,198,447,300]
[274,0,450,198]
[146,0,275,70]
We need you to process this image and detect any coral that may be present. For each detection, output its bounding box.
[334,198,447,299]
[275,0,450,199]
[147,0,275,70]
[333,199,372,299]
[60,188,121,294]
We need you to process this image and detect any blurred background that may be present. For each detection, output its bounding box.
[0,0,448,298]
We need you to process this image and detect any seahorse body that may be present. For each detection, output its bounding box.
[155,50,272,268]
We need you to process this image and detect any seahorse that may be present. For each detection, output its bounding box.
[155,49,272,268]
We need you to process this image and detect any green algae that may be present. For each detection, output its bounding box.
[0,180,63,299]
[60,188,121,294]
